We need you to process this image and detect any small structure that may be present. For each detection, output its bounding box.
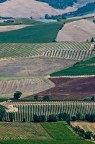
[89,42,95,51]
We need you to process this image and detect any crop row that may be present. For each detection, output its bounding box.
[0,78,53,96]
[43,49,94,60]
[6,101,95,121]
[0,42,92,59]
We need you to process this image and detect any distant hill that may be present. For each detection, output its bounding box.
[0,0,95,18]
[36,0,95,9]
[0,0,6,3]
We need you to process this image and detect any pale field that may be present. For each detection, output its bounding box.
[56,19,95,42]
[72,122,95,134]
[0,0,77,18]
[0,57,76,97]
[0,57,76,77]
[0,25,31,32]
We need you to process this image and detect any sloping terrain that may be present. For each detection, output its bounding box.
[72,122,95,134]
[0,0,76,18]
[0,25,31,32]
[37,0,95,9]
[56,19,95,42]
[32,77,95,100]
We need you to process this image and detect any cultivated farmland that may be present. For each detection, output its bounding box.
[0,25,31,32]
[0,122,92,144]
[0,42,94,60]
[0,122,50,140]
[0,42,94,98]
[56,19,95,42]
[0,23,63,43]
[72,122,95,134]
[4,101,95,121]
[50,56,95,76]
[35,77,95,100]
[0,77,54,98]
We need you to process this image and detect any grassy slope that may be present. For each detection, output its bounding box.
[0,23,63,43]
[1,122,93,144]
[50,56,95,76]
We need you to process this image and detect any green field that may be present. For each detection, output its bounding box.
[0,23,63,43]
[0,122,93,144]
[50,56,95,76]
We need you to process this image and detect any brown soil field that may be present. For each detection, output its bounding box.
[0,0,76,18]
[56,19,95,42]
[27,77,95,100]
[71,122,95,134]
[0,25,31,32]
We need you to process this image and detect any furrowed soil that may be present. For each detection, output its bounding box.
[27,77,95,100]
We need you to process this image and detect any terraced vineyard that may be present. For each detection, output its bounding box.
[0,42,94,60]
[5,101,95,122]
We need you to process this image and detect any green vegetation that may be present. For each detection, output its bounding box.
[0,42,92,59]
[5,102,95,122]
[0,122,93,144]
[50,56,95,76]
[0,23,63,43]
[0,18,43,26]
[13,91,22,100]
[0,105,6,121]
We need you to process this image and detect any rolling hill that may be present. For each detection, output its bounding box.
[0,0,95,18]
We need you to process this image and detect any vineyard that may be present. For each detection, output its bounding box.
[0,42,94,60]
[5,101,95,122]
[0,41,95,99]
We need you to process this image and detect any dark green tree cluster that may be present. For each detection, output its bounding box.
[33,115,46,122]
[0,105,6,121]
[37,0,77,9]
[73,126,95,140]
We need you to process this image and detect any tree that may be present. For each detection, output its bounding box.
[85,131,92,139]
[72,116,76,121]
[34,95,38,101]
[0,105,6,121]
[9,112,14,122]
[66,119,71,126]
[48,114,58,122]
[76,113,81,120]
[58,113,70,121]
[43,96,50,101]
[91,37,94,42]
[13,91,22,100]
[33,115,46,122]
[91,96,95,101]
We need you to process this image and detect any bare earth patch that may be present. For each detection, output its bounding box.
[32,77,95,100]
[0,25,31,32]
[56,19,95,42]
[71,122,95,134]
